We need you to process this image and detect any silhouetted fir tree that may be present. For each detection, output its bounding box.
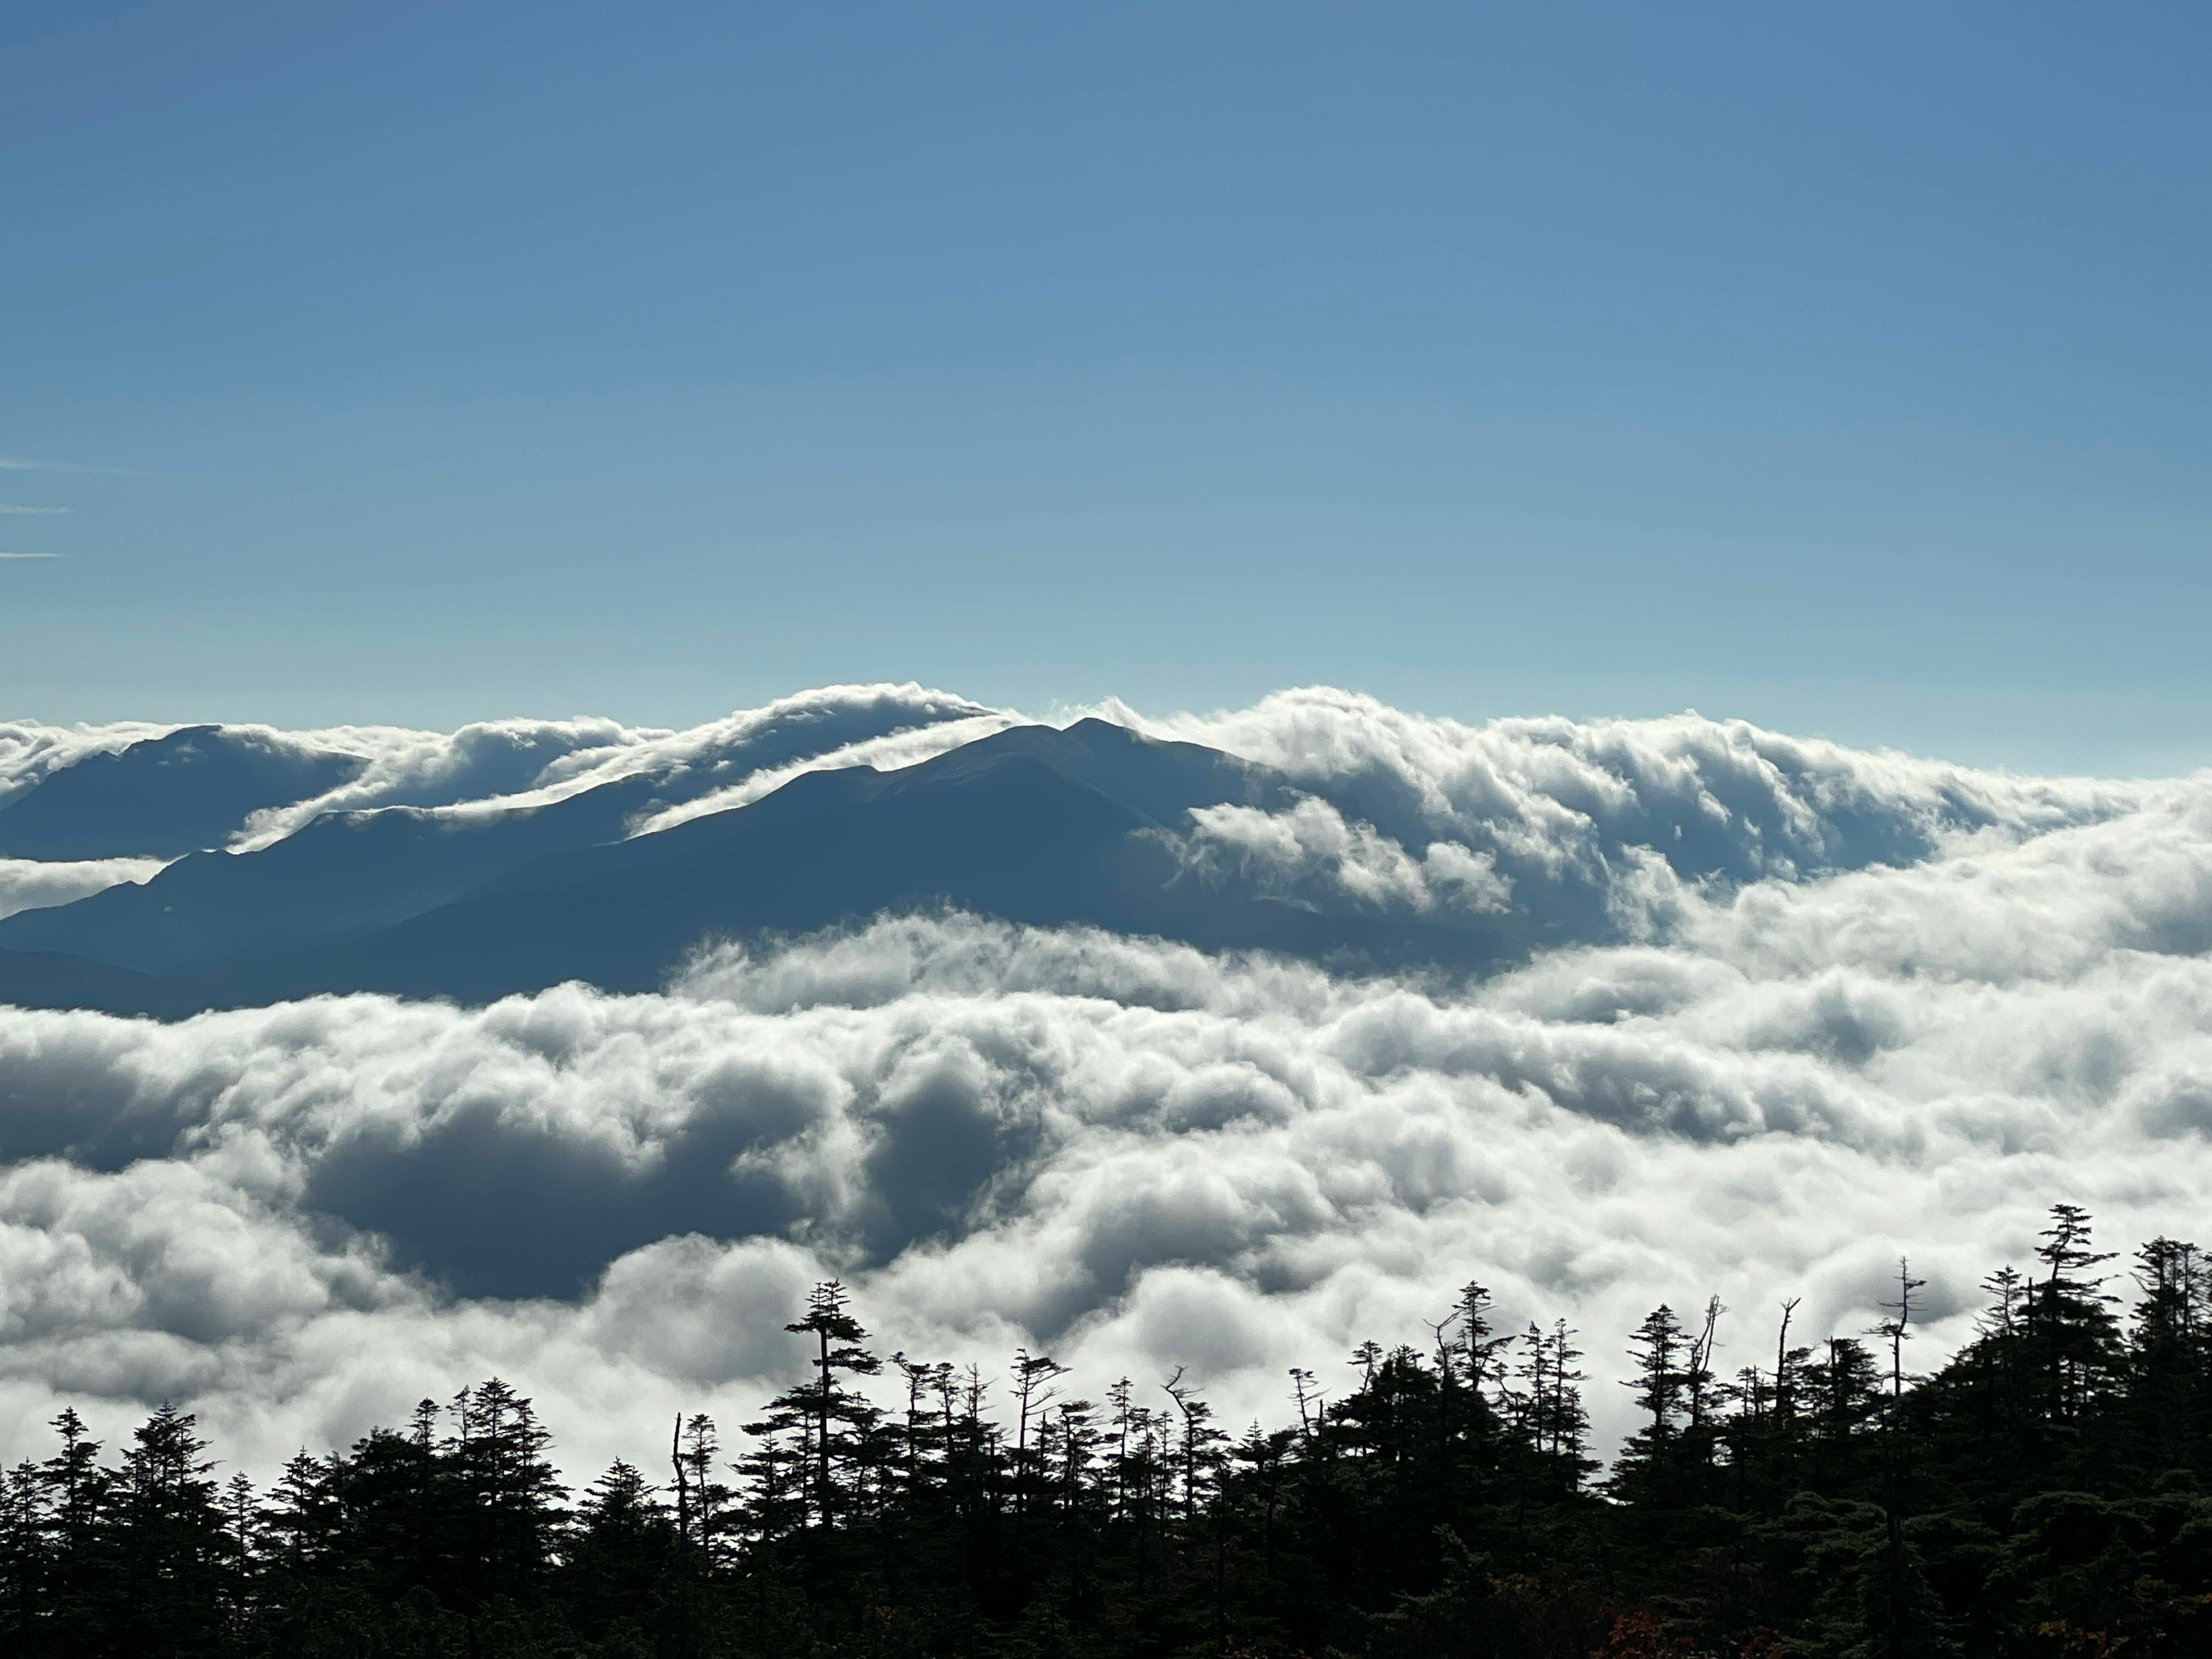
[107,1403,230,1655]
[1726,1301,1825,1527]
[1802,1333,1886,1494]
[330,1421,445,1606]
[217,1471,257,1638]
[671,1412,736,1561]
[0,1457,51,1646]
[1863,1257,1932,1659]
[18,1206,2212,1655]
[2130,1236,2211,1472]
[888,1351,948,1501]
[566,1460,684,1646]
[442,1377,567,1618]
[2029,1203,2124,1427]
[258,1450,336,1571]
[776,1279,881,1532]
[1007,1347,1070,1521]
[36,1406,109,1647]
[1873,1257,1930,1404]
[1609,1304,1690,1511]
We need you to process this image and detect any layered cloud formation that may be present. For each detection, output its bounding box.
[0,721,169,809]
[1,685,1007,859]
[0,858,168,922]
[0,687,2205,1482]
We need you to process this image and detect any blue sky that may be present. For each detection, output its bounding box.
[3,1,2207,771]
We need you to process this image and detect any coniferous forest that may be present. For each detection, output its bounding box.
[3,1206,2209,1658]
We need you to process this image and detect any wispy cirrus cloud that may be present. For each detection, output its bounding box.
[0,552,63,560]
[0,455,126,474]
[0,505,70,516]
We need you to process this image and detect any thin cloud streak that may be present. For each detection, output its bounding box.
[0,505,70,515]
[0,456,126,474]
[0,552,63,560]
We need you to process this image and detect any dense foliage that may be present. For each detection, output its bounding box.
[5,1206,2209,1657]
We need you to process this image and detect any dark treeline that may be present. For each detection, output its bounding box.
[5,1205,2211,1657]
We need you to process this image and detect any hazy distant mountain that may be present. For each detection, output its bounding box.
[0,726,362,859]
[0,687,1005,980]
[0,943,176,1016]
[0,773,666,976]
[0,720,1508,1016]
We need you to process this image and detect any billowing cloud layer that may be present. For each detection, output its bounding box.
[0,857,168,922]
[0,687,1009,917]
[0,721,171,809]
[2,684,2141,943]
[1,690,2207,1484]
[1134,688,2146,942]
[237,682,1007,846]
[2,684,1002,856]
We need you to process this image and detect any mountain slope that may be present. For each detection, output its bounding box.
[0,695,1001,976]
[0,775,662,974]
[0,727,362,859]
[0,945,184,1017]
[0,721,1508,1016]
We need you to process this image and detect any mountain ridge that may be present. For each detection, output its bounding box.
[0,718,1509,1017]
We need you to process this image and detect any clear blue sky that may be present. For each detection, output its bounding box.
[4,1,2207,771]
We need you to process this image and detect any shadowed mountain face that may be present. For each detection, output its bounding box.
[0,945,176,1017]
[0,727,363,859]
[0,693,1002,976]
[0,775,666,976]
[0,721,1509,1017]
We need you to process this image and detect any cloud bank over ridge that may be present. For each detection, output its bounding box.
[0,857,168,922]
[0,687,2205,1482]
[1,685,1007,859]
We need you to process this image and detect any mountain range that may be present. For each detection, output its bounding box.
[0,716,1507,1016]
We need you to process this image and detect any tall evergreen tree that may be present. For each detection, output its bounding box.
[778,1281,882,1529]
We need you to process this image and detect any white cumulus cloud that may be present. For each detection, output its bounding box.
[1,691,2208,1490]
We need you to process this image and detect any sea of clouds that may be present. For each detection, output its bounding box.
[2,687,2209,1482]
